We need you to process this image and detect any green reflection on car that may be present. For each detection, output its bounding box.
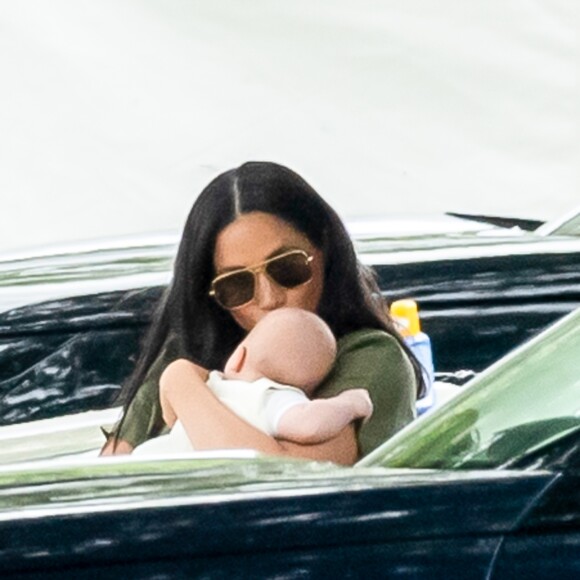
[361,308,580,470]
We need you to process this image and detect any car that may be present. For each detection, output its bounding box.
[0,305,578,577]
[353,205,580,374]
[1,207,580,426]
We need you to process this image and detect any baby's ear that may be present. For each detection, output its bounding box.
[229,345,247,373]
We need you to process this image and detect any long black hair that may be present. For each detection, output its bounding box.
[116,161,425,430]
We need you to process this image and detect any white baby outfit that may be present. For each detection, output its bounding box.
[133,370,308,455]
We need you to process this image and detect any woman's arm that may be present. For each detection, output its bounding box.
[160,359,359,465]
[100,351,171,456]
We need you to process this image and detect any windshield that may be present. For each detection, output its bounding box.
[537,206,580,237]
[361,309,580,470]
[550,213,580,236]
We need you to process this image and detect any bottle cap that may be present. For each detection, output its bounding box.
[390,299,421,336]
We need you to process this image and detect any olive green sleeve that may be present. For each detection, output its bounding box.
[115,353,169,448]
[316,329,416,457]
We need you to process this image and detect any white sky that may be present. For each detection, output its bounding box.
[1,1,578,252]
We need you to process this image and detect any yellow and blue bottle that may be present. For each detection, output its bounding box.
[390,299,435,415]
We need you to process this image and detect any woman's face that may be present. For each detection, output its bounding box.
[213,212,324,332]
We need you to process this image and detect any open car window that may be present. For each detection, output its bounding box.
[361,308,580,470]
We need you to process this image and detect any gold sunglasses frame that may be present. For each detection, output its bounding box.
[209,249,314,310]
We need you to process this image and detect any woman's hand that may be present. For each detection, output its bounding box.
[99,438,134,456]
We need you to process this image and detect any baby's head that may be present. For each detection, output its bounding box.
[223,308,337,394]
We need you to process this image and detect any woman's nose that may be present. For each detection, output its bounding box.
[254,271,286,310]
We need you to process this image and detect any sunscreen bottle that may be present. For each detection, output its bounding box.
[390,299,435,415]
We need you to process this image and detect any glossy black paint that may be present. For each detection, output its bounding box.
[376,249,580,371]
[0,465,560,578]
[2,429,579,577]
[445,211,544,231]
[494,452,580,578]
[0,287,162,424]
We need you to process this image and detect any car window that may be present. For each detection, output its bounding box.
[361,309,580,470]
[537,207,580,236]
[551,213,580,236]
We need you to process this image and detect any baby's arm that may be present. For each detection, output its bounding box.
[275,389,373,444]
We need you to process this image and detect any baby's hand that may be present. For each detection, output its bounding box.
[338,389,374,422]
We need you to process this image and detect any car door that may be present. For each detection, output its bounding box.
[490,432,580,579]
[0,467,555,579]
[0,286,162,424]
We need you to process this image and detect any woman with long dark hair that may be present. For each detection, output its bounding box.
[102,161,424,463]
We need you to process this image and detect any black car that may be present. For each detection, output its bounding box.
[0,306,578,578]
[353,206,580,372]
[1,209,580,425]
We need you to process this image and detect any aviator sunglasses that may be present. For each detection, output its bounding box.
[209,249,314,310]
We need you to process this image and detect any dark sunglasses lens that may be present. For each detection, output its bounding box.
[214,271,255,308]
[266,253,312,288]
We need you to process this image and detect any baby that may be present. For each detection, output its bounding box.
[133,308,372,455]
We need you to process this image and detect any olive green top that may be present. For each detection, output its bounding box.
[319,329,416,456]
[116,329,417,457]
